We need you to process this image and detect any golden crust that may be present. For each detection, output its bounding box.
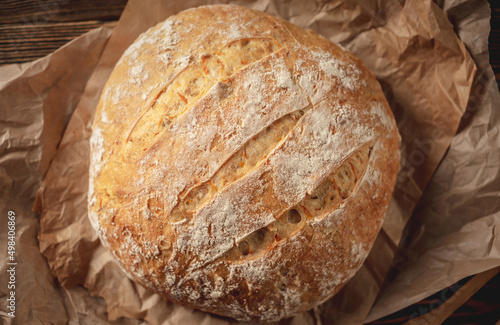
[88,4,400,322]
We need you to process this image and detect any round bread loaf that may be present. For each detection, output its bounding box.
[88,4,400,322]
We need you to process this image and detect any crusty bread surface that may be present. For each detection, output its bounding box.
[88,4,400,322]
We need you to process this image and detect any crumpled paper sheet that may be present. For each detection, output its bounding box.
[367,0,500,321]
[1,0,496,324]
[0,26,114,324]
[33,0,476,323]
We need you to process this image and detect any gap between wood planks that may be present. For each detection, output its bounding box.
[403,266,500,325]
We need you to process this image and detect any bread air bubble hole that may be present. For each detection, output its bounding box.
[287,209,302,224]
[238,241,250,255]
[254,228,267,242]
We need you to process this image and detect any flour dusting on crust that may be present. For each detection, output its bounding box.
[88,4,400,322]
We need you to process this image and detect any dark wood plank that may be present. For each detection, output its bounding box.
[403,267,500,325]
[368,270,500,324]
[0,0,126,65]
[0,0,127,24]
[0,20,117,65]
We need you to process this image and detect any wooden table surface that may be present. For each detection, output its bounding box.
[1,0,499,324]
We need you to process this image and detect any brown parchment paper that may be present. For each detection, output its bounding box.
[1,0,498,324]
[367,0,500,321]
[0,26,114,324]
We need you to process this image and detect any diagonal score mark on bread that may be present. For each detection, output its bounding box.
[224,143,372,262]
[172,93,380,274]
[124,37,283,152]
[169,107,308,224]
[143,38,373,270]
[167,42,373,271]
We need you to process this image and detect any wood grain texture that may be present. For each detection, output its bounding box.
[0,20,117,64]
[402,267,500,325]
[368,268,500,324]
[0,0,127,24]
[0,0,126,65]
